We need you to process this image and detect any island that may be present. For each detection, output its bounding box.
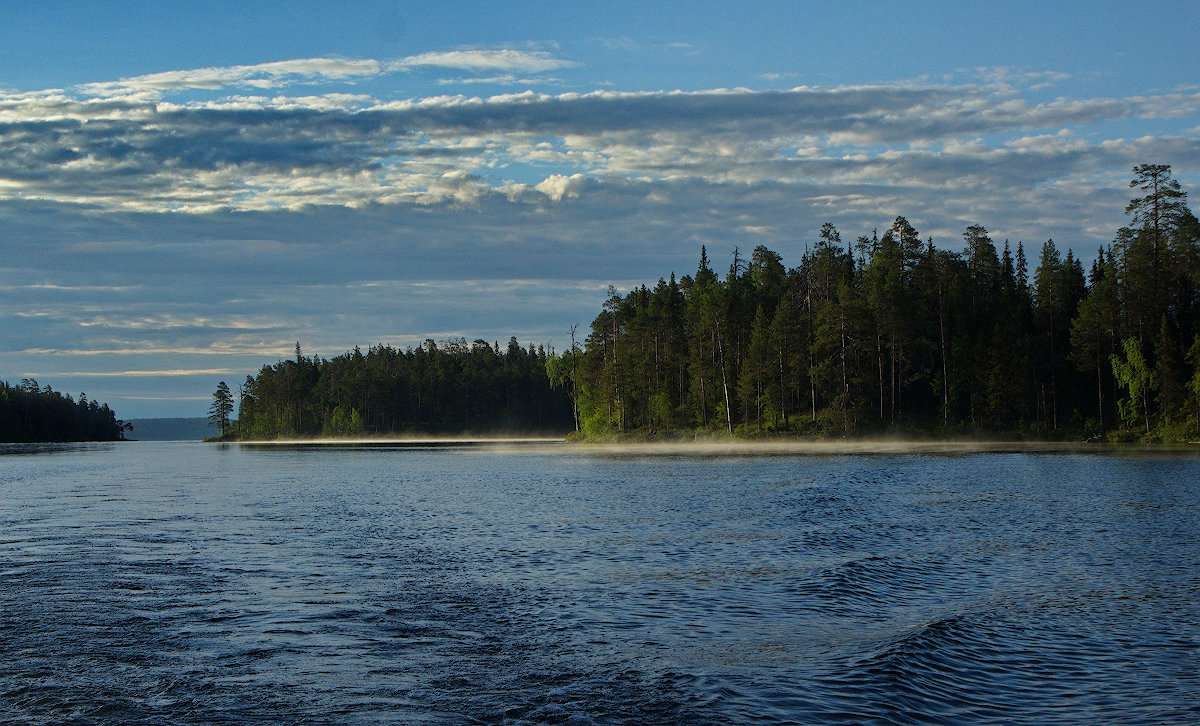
[214,165,1200,445]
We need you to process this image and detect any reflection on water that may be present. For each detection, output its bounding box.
[1,442,1198,724]
[0,441,118,456]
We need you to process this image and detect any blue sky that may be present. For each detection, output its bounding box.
[2,1,1199,418]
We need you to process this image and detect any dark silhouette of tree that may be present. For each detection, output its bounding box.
[231,339,572,439]
[208,381,234,437]
[1127,164,1189,271]
[0,379,127,442]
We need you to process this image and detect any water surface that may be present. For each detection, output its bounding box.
[1,442,1197,724]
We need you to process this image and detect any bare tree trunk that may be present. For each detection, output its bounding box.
[890,332,897,425]
[877,334,885,421]
[778,343,787,426]
[715,318,734,434]
[939,284,949,428]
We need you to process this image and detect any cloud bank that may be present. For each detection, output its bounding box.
[1,67,1197,218]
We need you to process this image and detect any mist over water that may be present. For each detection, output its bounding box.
[1,442,1198,724]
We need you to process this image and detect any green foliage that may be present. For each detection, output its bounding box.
[1187,335,1200,434]
[323,406,364,437]
[1111,337,1155,434]
[571,164,1200,442]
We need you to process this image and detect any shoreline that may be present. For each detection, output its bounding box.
[211,436,1200,456]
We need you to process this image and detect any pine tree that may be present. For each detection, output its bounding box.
[208,381,234,437]
[1127,164,1189,271]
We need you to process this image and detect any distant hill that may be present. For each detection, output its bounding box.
[126,417,215,441]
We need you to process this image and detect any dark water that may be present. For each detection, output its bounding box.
[1,442,1198,725]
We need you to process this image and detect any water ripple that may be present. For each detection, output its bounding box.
[1,443,1198,724]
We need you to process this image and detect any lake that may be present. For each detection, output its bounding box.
[1,441,1198,724]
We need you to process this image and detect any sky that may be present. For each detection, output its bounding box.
[2,1,1199,419]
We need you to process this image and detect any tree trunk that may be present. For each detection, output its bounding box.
[715,319,734,434]
[939,284,948,428]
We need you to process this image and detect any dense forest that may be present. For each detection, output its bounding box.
[564,164,1200,442]
[0,379,129,443]
[223,164,1199,443]
[227,340,573,439]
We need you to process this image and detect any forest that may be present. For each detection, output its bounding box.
[564,164,1200,442]
[222,164,1199,443]
[226,339,573,439]
[0,379,129,443]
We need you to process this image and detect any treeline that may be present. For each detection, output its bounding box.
[232,340,573,439]
[0,379,129,442]
[563,164,1200,441]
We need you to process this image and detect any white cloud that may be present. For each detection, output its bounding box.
[391,50,576,73]
[437,75,565,87]
[534,173,587,201]
[18,345,293,357]
[973,67,1072,90]
[37,368,241,377]
[118,394,213,401]
[65,49,576,99]
[76,58,384,95]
